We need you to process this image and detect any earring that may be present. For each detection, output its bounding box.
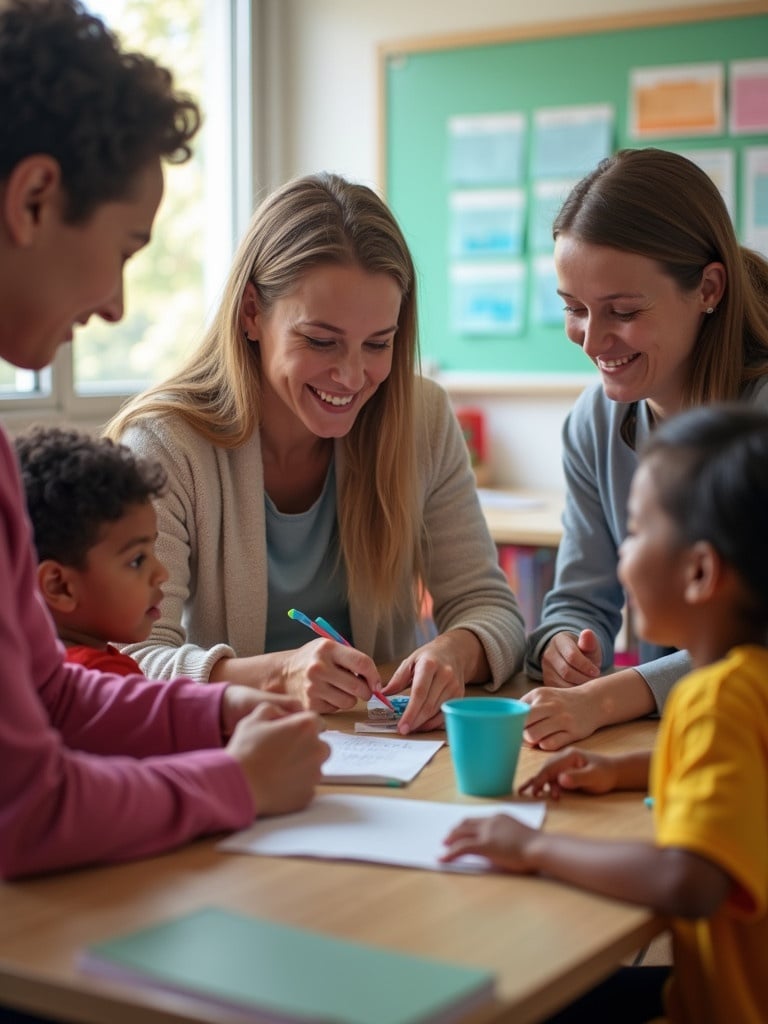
[705,306,715,314]
[244,331,258,343]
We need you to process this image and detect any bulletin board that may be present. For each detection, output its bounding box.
[380,2,768,390]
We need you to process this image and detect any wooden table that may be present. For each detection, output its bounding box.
[478,490,564,548]
[0,698,662,1024]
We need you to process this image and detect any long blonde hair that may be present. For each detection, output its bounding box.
[106,172,423,617]
[554,148,768,406]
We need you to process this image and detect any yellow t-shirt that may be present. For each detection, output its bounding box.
[651,645,768,1024]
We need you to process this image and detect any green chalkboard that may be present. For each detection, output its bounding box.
[382,4,768,382]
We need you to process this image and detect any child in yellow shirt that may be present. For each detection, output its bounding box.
[442,404,768,1023]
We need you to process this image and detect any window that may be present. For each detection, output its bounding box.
[74,0,206,399]
[0,364,37,397]
[0,0,257,426]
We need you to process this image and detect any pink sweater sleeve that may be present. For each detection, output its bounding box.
[0,432,254,879]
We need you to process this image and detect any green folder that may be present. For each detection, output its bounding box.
[80,906,495,1024]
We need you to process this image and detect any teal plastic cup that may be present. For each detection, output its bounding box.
[442,697,530,797]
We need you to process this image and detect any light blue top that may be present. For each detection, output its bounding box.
[120,377,525,687]
[264,459,351,654]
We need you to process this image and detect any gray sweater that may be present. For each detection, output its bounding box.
[121,377,525,688]
[525,377,768,710]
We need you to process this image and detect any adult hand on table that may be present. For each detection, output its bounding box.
[520,683,606,751]
[281,638,381,713]
[540,629,602,688]
[383,629,485,734]
[215,640,381,714]
[227,703,329,815]
[521,665,655,751]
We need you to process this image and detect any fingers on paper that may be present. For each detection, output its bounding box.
[397,659,462,735]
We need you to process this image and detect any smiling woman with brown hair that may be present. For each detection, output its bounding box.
[522,147,768,751]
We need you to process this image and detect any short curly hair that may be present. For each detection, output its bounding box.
[15,425,167,568]
[0,0,201,222]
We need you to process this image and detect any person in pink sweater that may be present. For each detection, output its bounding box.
[0,0,328,885]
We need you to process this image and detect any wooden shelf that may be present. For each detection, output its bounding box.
[479,488,564,548]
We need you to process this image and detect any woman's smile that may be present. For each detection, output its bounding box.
[597,352,641,372]
[308,385,356,409]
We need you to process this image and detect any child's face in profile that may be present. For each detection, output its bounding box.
[63,500,168,647]
[618,458,689,650]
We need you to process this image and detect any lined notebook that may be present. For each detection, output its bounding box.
[80,907,495,1024]
[320,730,444,786]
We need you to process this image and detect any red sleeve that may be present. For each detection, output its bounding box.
[65,645,144,677]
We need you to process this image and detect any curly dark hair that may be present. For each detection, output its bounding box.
[0,0,201,222]
[15,425,167,568]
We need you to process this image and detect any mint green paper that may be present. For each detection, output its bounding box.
[81,906,494,1024]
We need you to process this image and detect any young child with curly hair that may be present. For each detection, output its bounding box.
[16,426,170,675]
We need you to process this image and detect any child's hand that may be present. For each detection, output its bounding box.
[440,814,538,873]
[220,685,303,740]
[518,747,619,798]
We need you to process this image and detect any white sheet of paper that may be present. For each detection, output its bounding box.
[219,793,546,874]
[320,730,444,784]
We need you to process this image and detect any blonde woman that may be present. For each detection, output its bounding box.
[108,173,524,733]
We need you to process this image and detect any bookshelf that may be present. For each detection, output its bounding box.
[478,489,562,630]
[478,489,636,661]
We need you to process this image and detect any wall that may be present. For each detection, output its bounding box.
[279,0,750,489]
